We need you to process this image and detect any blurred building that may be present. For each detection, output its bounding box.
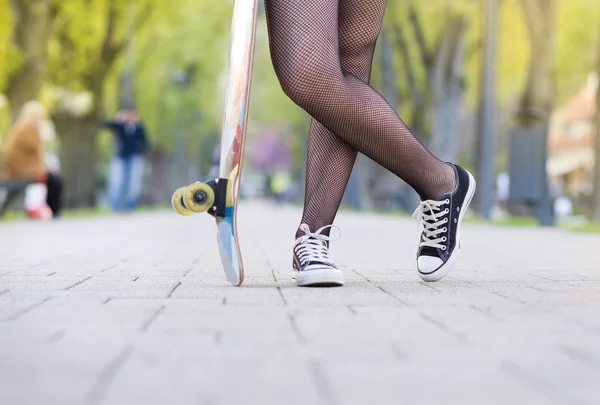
[547,72,597,196]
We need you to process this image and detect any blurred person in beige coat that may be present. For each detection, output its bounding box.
[2,101,63,217]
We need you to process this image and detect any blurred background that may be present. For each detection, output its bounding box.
[0,0,599,230]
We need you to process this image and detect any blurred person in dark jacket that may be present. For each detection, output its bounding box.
[2,101,63,218]
[103,106,149,212]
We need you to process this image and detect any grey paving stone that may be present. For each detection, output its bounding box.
[0,201,598,405]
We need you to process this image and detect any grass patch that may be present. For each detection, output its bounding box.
[0,203,171,222]
[562,221,600,234]
[0,211,27,222]
[62,207,111,218]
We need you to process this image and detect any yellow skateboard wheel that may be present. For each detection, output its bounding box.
[183,182,215,213]
[171,187,194,216]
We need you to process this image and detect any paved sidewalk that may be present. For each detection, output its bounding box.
[1,201,599,405]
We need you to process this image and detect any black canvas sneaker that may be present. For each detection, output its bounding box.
[413,163,476,282]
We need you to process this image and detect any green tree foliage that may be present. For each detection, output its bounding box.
[2,0,57,121]
[1,0,599,206]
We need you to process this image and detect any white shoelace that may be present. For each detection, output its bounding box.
[294,224,338,267]
[412,199,450,250]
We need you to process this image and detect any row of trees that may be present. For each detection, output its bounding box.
[362,0,600,219]
[0,0,599,219]
[0,0,233,206]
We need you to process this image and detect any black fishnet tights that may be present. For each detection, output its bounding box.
[264,0,456,238]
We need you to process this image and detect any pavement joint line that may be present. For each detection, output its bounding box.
[487,289,529,306]
[309,359,339,405]
[352,269,370,282]
[87,344,135,404]
[166,281,182,298]
[221,297,227,306]
[46,272,56,276]
[44,329,65,344]
[183,256,202,278]
[100,263,119,273]
[276,286,288,305]
[377,286,412,307]
[139,305,166,333]
[568,319,600,335]
[418,281,442,292]
[531,275,559,282]
[346,305,357,315]
[0,289,9,296]
[64,276,93,290]
[468,304,503,321]
[6,296,53,321]
[389,342,410,362]
[559,345,600,369]
[501,360,590,405]
[419,312,471,346]
[288,313,307,346]
[353,269,413,306]
[133,276,140,281]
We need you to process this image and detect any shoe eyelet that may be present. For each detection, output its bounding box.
[442,236,447,242]
[454,219,457,223]
[444,218,448,223]
[457,207,460,211]
[443,227,447,232]
[441,246,447,251]
[445,199,450,204]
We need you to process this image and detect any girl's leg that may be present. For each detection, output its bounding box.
[264,0,476,283]
[296,0,388,238]
[264,0,455,204]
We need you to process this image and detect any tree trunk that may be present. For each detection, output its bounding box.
[429,15,467,163]
[591,54,600,221]
[520,0,557,114]
[5,0,56,121]
[53,111,99,208]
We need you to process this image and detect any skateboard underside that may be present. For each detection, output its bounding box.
[170,0,258,286]
[213,0,259,286]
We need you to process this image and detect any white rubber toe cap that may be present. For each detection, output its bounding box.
[418,252,459,282]
[296,267,344,287]
[417,256,443,275]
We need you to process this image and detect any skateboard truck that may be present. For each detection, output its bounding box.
[206,178,229,218]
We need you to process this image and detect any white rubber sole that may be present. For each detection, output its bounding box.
[418,171,477,282]
[296,268,344,287]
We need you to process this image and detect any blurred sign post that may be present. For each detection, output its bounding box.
[506,110,555,226]
[475,0,499,220]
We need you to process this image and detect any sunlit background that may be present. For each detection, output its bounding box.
[0,0,599,231]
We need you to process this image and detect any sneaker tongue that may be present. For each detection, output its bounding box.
[305,260,329,267]
[419,246,440,257]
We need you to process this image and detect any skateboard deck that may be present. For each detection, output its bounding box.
[171,0,259,286]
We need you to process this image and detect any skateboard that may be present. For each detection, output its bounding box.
[170,0,259,286]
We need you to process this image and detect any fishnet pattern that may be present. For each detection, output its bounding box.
[264,0,455,237]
